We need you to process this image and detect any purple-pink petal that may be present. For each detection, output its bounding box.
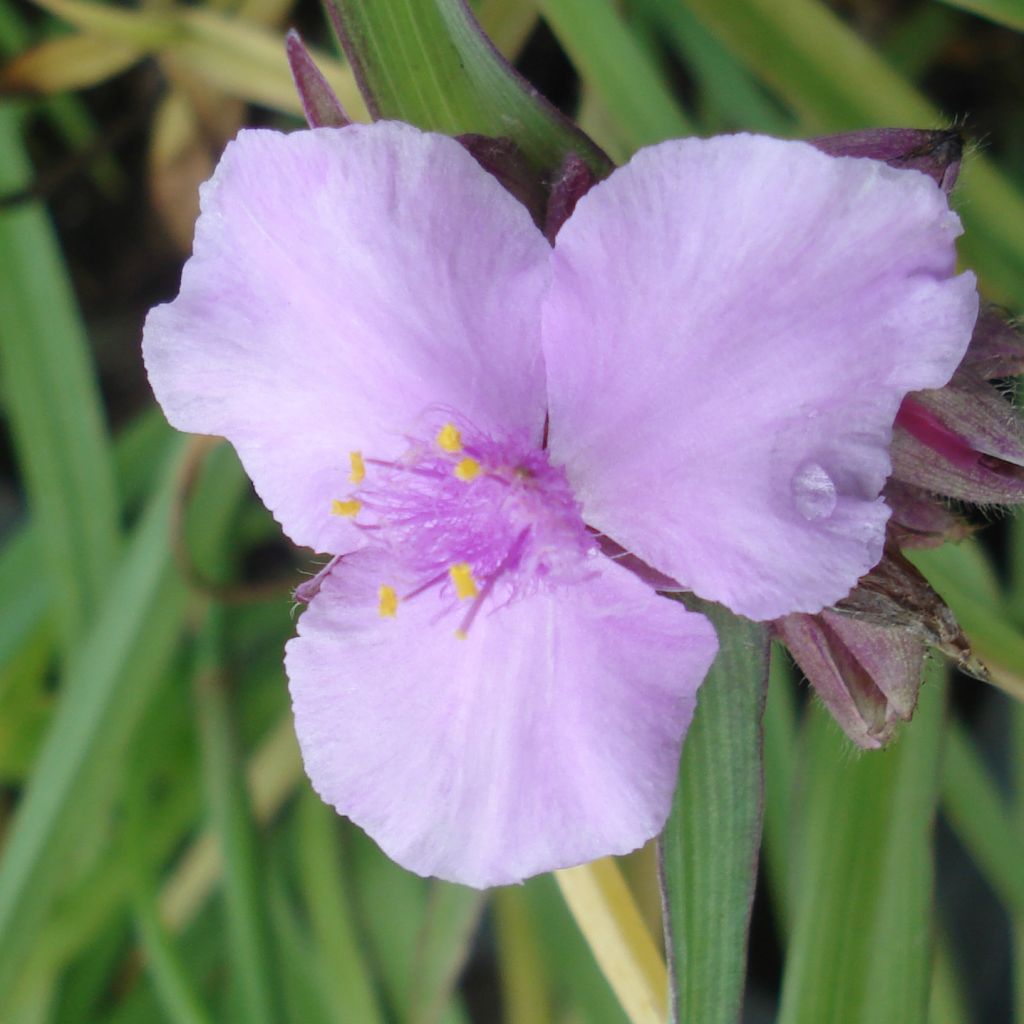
[542,133,978,621]
[285,550,717,887]
[143,123,551,555]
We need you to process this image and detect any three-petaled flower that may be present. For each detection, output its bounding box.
[144,122,977,887]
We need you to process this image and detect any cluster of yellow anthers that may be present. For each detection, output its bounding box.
[329,423,482,629]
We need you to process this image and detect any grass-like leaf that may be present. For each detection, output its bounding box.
[0,107,119,653]
[325,0,611,177]
[777,662,946,1023]
[659,603,770,1024]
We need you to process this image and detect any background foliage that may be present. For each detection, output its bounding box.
[1,0,1023,1020]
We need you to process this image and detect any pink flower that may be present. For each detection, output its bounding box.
[143,122,977,887]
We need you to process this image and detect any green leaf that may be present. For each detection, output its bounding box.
[325,0,611,177]
[537,0,692,153]
[347,828,468,1024]
[408,883,488,1024]
[934,0,1024,32]
[627,0,791,135]
[0,439,189,1002]
[777,662,947,1024]
[293,792,385,1024]
[0,105,120,654]
[659,603,769,1024]
[761,643,799,936]
[193,606,284,1024]
[521,873,624,1024]
[942,719,1024,914]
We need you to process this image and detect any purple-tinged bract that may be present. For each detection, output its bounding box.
[143,122,977,886]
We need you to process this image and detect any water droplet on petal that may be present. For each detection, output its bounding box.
[792,462,837,521]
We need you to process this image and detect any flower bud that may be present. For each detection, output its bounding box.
[776,610,924,748]
[892,371,1024,504]
[776,546,986,747]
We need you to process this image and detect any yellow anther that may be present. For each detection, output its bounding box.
[454,457,481,482]
[449,562,478,600]
[330,498,361,518]
[437,423,462,453]
[349,451,365,485]
[378,584,398,618]
[454,628,468,641]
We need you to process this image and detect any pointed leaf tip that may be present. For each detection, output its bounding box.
[286,30,350,128]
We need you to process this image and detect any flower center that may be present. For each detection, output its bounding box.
[330,416,595,636]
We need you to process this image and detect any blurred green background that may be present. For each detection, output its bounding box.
[1,0,1024,1021]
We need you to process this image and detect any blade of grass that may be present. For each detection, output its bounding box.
[160,714,303,933]
[555,858,667,1024]
[133,888,215,1024]
[408,883,488,1024]
[777,662,946,1024]
[346,827,468,1024]
[762,642,799,937]
[1,32,142,92]
[0,438,190,1002]
[942,720,1024,914]
[537,0,692,153]
[475,0,537,58]
[929,928,970,1024]
[658,603,769,1024]
[266,860,336,1024]
[630,0,791,134]
[934,0,1024,31]
[520,873,624,1023]
[293,791,385,1024]
[193,605,283,1024]
[493,888,554,1024]
[0,105,119,653]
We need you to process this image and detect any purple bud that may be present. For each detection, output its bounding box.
[776,610,924,748]
[809,128,962,192]
[544,153,599,242]
[960,305,1024,380]
[883,479,971,549]
[457,134,548,229]
[286,30,351,129]
[893,372,1024,504]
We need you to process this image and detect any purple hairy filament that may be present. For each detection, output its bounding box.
[329,418,597,637]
